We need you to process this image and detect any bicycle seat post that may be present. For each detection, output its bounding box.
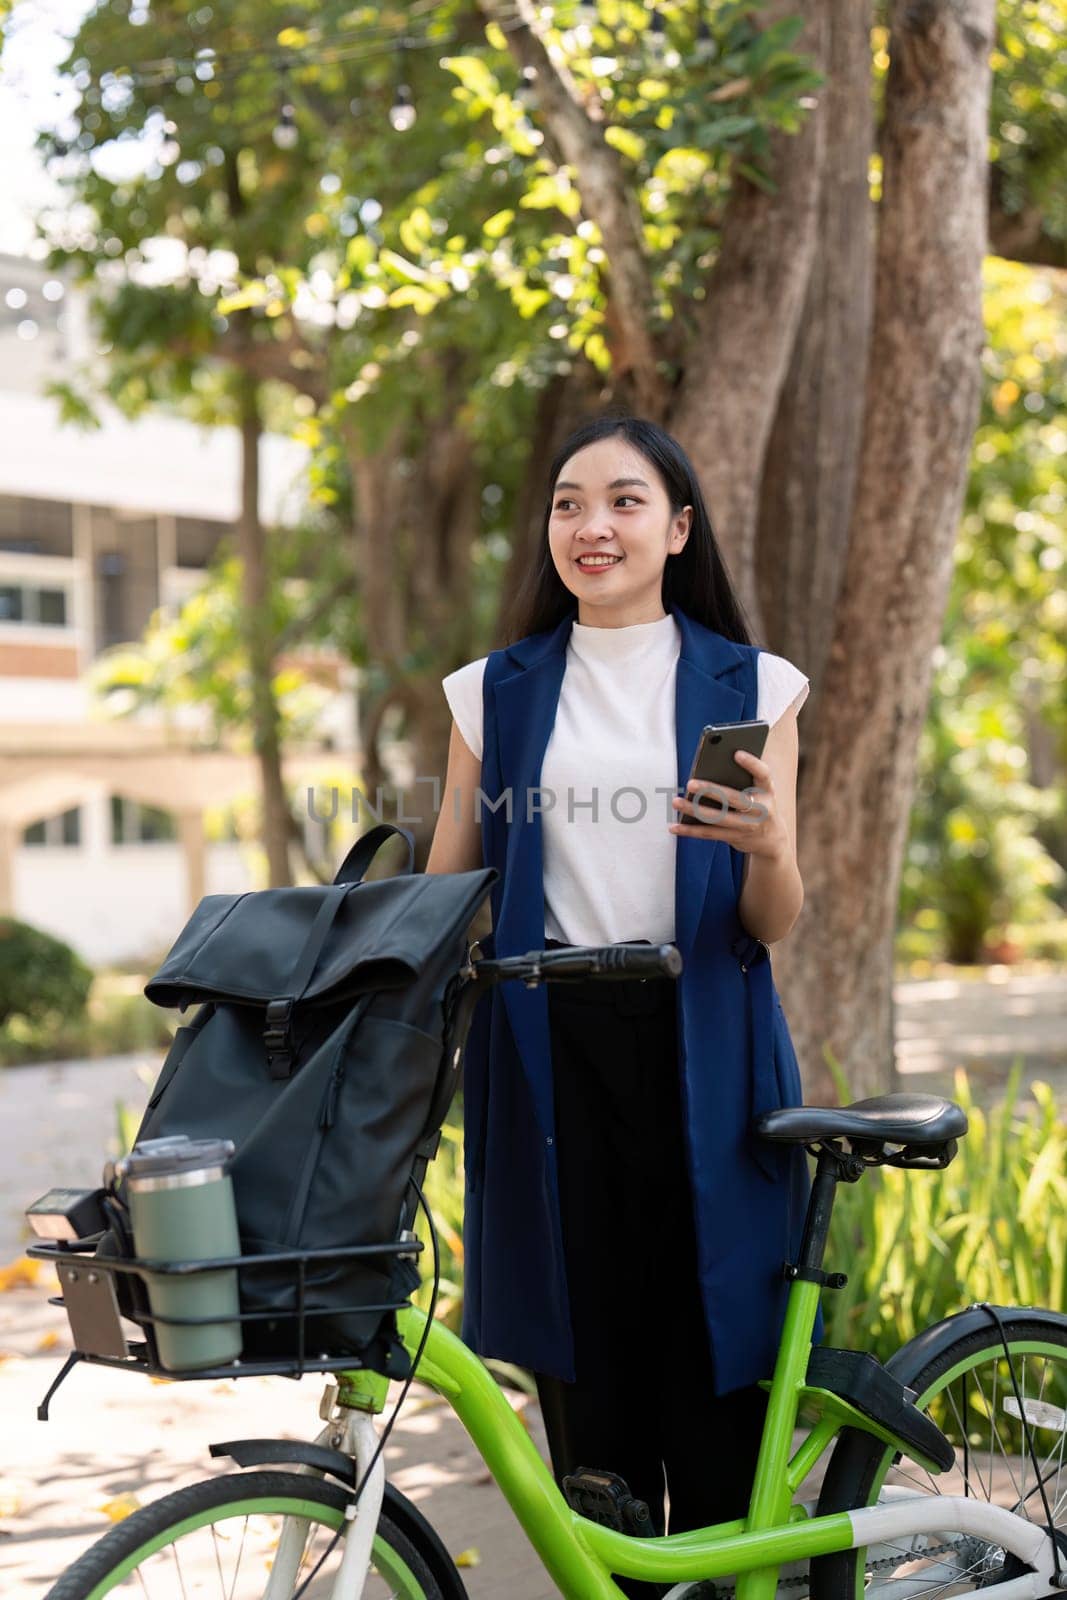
[788,1144,861,1292]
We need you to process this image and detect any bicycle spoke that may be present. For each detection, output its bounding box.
[170,1534,189,1600]
[210,1522,226,1598]
[228,1513,249,1599]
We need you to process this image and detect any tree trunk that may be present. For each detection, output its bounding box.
[755,1,875,770]
[670,0,831,634]
[340,350,489,872]
[777,0,996,1103]
[496,360,607,643]
[235,371,293,888]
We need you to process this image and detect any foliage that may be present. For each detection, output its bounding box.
[0,919,93,1033]
[87,539,343,746]
[824,1062,1066,1360]
[989,0,1067,249]
[898,260,1067,965]
[0,971,174,1068]
[411,1111,466,1332]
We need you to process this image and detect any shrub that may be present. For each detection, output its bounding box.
[824,1061,1066,1358]
[0,918,93,1030]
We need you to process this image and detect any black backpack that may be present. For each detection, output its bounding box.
[122,823,496,1376]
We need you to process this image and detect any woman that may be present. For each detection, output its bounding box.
[427,414,817,1577]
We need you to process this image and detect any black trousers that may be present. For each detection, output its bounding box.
[534,942,768,1598]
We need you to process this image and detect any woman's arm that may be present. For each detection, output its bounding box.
[425,719,484,875]
[736,705,803,945]
[669,701,804,945]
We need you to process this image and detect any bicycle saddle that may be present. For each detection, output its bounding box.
[755,1093,967,1151]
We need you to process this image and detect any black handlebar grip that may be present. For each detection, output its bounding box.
[538,943,682,980]
[598,942,683,979]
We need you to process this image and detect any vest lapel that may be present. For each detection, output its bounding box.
[488,602,749,1137]
[671,605,747,966]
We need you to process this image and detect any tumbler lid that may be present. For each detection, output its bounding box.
[119,1135,235,1182]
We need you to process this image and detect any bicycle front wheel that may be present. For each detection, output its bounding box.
[810,1311,1067,1600]
[44,1469,467,1600]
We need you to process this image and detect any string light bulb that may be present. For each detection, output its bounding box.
[389,43,416,131]
[645,6,667,63]
[272,102,298,148]
[389,81,416,130]
[515,64,538,111]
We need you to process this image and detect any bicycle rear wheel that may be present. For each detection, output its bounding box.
[810,1312,1067,1600]
[44,1469,467,1599]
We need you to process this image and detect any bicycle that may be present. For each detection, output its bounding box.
[27,940,1067,1600]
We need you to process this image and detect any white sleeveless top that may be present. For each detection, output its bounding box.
[441,614,809,947]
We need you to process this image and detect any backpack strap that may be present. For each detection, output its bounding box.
[333,824,415,885]
[264,886,357,1079]
[264,824,415,1079]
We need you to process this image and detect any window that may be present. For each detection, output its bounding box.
[0,495,73,557]
[0,582,69,627]
[38,588,68,626]
[110,796,177,846]
[22,807,82,848]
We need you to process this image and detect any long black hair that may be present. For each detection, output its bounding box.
[503,412,756,647]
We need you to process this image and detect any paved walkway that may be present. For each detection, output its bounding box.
[0,1284,554,1599]
[893,969,1067,1100]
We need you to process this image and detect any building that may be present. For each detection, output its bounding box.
[0,251,358,967]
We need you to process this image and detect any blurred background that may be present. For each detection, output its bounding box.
[0,6,1063,1581]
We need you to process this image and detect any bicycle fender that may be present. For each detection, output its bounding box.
[209,1438,356,1486]
[207,1441,470,1598]
[880,1304,1067,1387]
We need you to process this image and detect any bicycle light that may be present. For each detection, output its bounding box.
[25,1187,107,1242]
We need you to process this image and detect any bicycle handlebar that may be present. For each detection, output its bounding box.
[460,942,682,987]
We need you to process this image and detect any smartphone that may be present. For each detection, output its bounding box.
[687,720,769,821]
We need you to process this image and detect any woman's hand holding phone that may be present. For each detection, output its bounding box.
[669,721,786,859]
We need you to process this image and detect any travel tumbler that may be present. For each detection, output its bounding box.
[118,1135,242,1371]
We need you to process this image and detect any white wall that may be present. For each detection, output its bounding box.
[13,835,253,968]
[0,676,91,722]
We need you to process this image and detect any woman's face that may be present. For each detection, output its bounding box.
[547,437,691,626]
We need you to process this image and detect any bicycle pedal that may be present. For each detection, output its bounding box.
[562,1466,657,1537]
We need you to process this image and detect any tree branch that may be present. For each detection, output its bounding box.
[476,0,669,415]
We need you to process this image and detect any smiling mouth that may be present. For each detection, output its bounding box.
[575,555,624,568]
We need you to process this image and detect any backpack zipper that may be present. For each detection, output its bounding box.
[321,1061,344,1128]
[319,994,373,1130]
[281,996,373,1246]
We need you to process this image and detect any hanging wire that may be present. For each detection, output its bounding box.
[80,2,532,94]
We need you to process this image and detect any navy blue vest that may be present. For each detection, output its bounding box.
[459,601,820,1392]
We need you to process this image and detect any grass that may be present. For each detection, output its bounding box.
[0,974,175,1068]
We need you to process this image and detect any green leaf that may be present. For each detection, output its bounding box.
[604,125,647,164]
[483,208,516,239]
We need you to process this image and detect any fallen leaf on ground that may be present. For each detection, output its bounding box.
[454,1548,481,1568]
[0,1259,41,1292]
[36,1330,60,1352]
[99,1493,142,1523]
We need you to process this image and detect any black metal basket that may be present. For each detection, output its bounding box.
[27,1234,423,1383]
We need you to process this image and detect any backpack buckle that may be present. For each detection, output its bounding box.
[264,998,295,1079]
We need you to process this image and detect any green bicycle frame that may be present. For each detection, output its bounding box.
[381,1275,900,1600]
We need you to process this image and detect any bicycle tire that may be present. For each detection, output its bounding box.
[43,1468,467,1600]
[810,1312,1067,1600]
